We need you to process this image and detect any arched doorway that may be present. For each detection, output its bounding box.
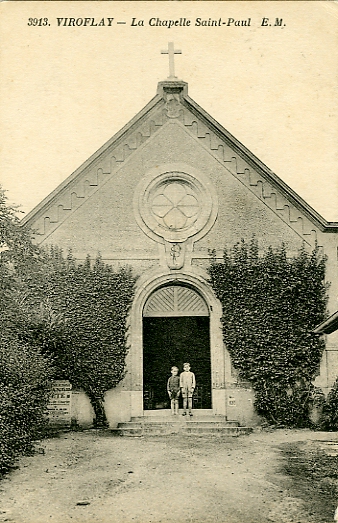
[142,285,211,411]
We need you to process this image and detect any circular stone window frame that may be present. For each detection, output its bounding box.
[134,163,218,244]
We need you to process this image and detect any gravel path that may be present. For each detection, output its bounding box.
[0,429,337,523]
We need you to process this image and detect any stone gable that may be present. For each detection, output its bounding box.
[21,79,338,425]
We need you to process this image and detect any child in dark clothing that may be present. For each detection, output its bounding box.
[167,366,180,415]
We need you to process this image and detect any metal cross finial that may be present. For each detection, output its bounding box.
[161,42,182,79]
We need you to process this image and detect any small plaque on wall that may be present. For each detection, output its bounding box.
[228,396,236,407]
[47,380,72,426]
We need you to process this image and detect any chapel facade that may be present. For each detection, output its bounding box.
[22,72,338,427]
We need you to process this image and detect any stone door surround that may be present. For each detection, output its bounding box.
[128,270,227,417]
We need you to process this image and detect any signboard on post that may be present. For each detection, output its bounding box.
[47,380,72,426]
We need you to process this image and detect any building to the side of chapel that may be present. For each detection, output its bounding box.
[22,78,338,428]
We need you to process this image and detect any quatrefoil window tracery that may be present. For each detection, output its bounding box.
[134,165,217,244]
[151,182,200,230]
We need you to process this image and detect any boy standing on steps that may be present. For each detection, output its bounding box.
[180,362,196,417]
[167,366,180,415]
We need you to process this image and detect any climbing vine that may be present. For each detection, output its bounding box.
[320,377,338,431]
[208,239,328,427]
[33,249,137,427]
[9,245,136,428]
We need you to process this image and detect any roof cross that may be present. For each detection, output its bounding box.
[161,42,182,79]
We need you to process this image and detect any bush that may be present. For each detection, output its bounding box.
[0,336,52,474]
[320,378,338,431]
[208,239,328,427]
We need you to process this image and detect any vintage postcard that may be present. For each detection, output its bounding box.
[0,2,337,523]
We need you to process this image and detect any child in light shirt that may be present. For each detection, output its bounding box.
[180,362,196,417]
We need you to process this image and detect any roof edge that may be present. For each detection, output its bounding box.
[21,93,163,226]
[314,311,338,334]
[182,94,338,232]
[21,86,338,233]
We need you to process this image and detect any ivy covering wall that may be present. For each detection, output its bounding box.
[18,248,137,427]
[208,239,328,427]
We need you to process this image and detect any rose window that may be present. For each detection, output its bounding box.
[135,167,217,244]
[151,182,200,230]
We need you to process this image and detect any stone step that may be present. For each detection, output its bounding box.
[112,418,253,437]
[118,421,240,429]
[113,426,252,437]
[185,426,253,436]
[131,414,228,422]
[178,421,240,427]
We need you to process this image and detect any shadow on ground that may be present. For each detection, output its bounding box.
[276,439,338,523]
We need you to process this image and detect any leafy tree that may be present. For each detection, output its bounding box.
[1,186,136,428]
[0,187,52,472]
[0,186,36,256]
[209,239,328,426]
[0,335,52,473]
[0,186,46,339]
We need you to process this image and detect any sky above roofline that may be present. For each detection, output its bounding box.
[1,1,337,220]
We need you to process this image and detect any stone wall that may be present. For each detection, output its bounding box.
[24,96,338,425]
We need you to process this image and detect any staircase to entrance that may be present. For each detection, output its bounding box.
[112,411,253,437]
